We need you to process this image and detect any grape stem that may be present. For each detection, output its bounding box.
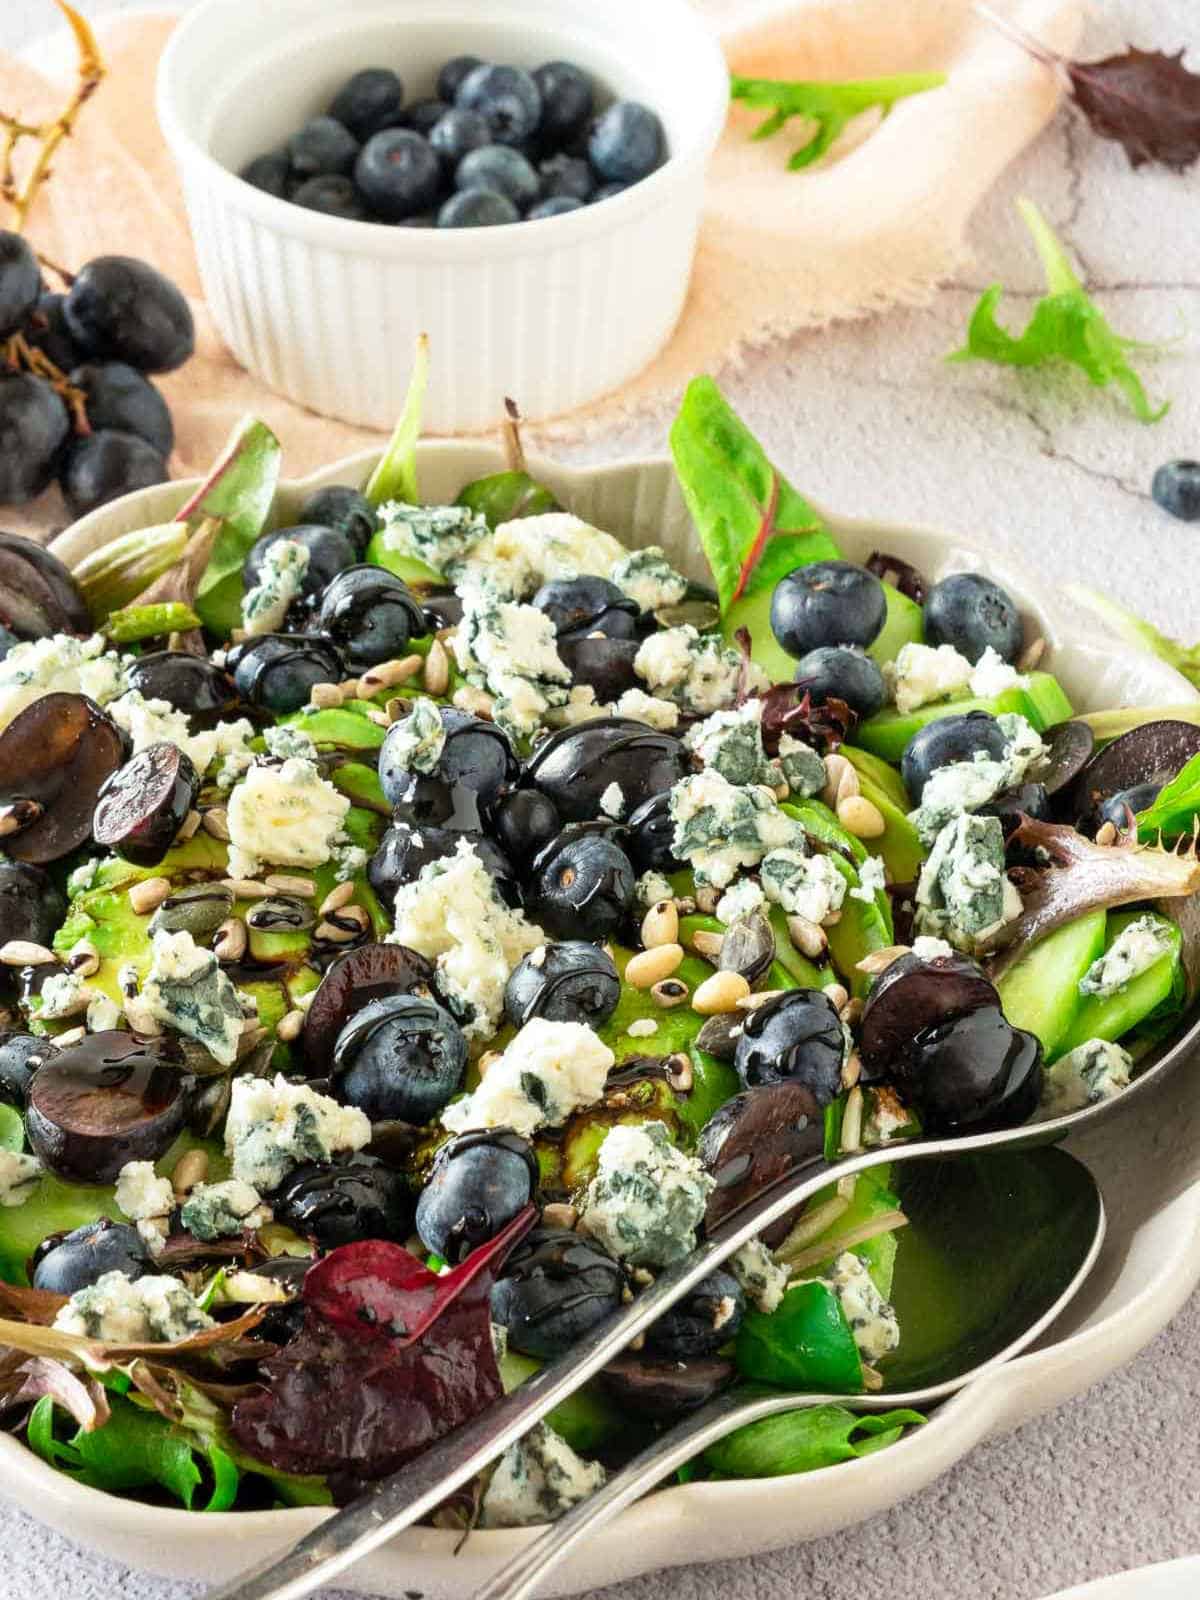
[1,329,89,431]
[0,1,106,234]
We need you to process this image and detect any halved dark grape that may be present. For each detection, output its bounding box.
[125,650,243,727]
[525,717,689,823]
[302,941,436,1072]
[0,533,90,639]
[1035,720,1095,798]
[901,1007,1043,1134]
[0,862,65,951]
[0,693,125,864]
[26,1031,187,1184]
[858,951,998,1078]
[93,741,200,865]
[698,1081,826,1242]
[1068,720,1200,825]
[599,1354,734,1419]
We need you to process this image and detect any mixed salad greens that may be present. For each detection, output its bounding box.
[0,368,1195,1527]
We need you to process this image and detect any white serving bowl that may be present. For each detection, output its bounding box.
[155,0,727,432]
[15,443,1200,1596]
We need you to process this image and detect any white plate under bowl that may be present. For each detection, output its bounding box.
[1041,1558,1200,1600]
[13,441,1198,1596]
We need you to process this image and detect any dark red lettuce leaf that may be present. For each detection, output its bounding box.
[760,685,856,756]
[229,1207,535,1492]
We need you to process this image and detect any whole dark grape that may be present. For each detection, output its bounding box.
[71,362,174,457]
[0,373,70,504]
[60,429,169,519]
[64,256,194,373]
[0,232,40,338]
[22,292,81,370]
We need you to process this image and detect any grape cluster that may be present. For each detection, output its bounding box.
[240,56,666,228]
[0,231,194,517]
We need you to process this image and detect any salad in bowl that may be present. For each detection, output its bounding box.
[0,365,1195,1539]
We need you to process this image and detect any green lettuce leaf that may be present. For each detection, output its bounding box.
[365,333,430,507]
[950,198,1169,423]
[102,601,201,644]
[703,1403,925,1477]
[1066,585,1200,691]
[190,419,284,636]
[730,72,946,169]
[1138,751,1200,840]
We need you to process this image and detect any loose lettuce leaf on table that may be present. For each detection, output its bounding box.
[730,71,945,170]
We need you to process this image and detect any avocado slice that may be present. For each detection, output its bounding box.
[499,1349,632,1455]
[851,672,1075,763]
[842,746,911,813]
[995,909,1108,1058]
[363,527,444,589]
[867,584,924,668]
[722,585,795,684]
[857,778,925,885]
[824,853,892,997]
[1056,910,1184,1059]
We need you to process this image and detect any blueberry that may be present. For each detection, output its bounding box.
[505,940,620,1028]
[64,256,194,374]
[386,771,489,836]
[71,361,173,457]
[532,576,638,640]
[368,822,516,910]
[270,1153,414,1250]
[328,68,406,142]
[901,710,1009,803]
[491,1224,624,1359]
[317,564,425,668]
[400,98,452,139]
[537,153,594,202]
[421,589,464,632]
[60,429,168,519]
[291,175,369,220]
[488,787,561,866]
[1152,459,1200,523]
[792,643,884,718]
[557,633,639,699]
[415,1130,539,1263]
[455,144,539,206]
[532,61,594,147]
[456,64,542,146]
[1093,781,1162,836]
[528,193,584,220]
[0,231,41,338]
[588,101,664,184]
[978,782,1053,830]
[32,1218,152,1296]
[591,181,629,203]
[243,523,357,609]
[355,129,443,221]
[229,633,344,715]
[437,56,484,103]
[240,149,291,197]
[625,790,683,875]
[429,107,492,170]
[0,1031,51,1105]
[924,572,1023,665]
[734,989,845,1102]
[0,373,70,504]
[525,825,636,941]
[125,651,241,725]
[288,115,360,180]
[433,709,519,803]
[644,1270,745,1360]
[298,484,379,554]
[333,992,467,1124]
[437,189,520,228]
[770,560,887,658]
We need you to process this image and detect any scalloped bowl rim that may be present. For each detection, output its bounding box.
[3,438,1192,1596]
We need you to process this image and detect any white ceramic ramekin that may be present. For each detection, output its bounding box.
[156,0,728,432]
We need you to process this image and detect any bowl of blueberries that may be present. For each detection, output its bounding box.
[156,0,728,431]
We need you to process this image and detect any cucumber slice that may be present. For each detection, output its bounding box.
[996,910,1107,1057]
[723,585,795,684]
[843,746,912,814]
[825,853,892,996]
[851,672,1074,763]
[767,905,828,989]
[867,584,924,667]
[1057,911,1184,1059]
[364,529,443,589]
[856,779,925,885]
[499,1350,626,1453]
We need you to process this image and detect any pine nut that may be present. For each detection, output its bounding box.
[1095,820,1119,846]
[452,685,494,719]
[822,981,850,1012]
[1017,636,1046,672]
[338,678,363,700]
[822,753,859,809]
[695,885,720,915]
[309,682,343,709]
[839,1085,864,1154]
[651,978,690,1008]
[842,1050,863,1089]
[423,638,450,695]
[318,881,355,916]
[175,809,202,843]
[129,877,172,915]
[316,904,370,943]
[837,795,885,838]
[689,929,724,962]
[294,989,317,1013]
[786,914,828,959]
[856,944,910,975]
[735,988,786,1011]
[841,997,865,1028]
[693,971,751,1014]
[640,899,679,949]
[68,940,100,977]
[54,1026,86,1048]
[541,1202,578,1230]
[366,708,392,728]
[359,654,423,694]
[202,807,231,841]
[213,918,247,962]
[123,998,162,1036]
[0,940,57,967]
[265,874,316,898]
[237,1024,270,1059]
[625,943,684,989]
[220,878,271,900]
[276,1008,305,1042]
[383,697,408,724]
[172,1148,209,1197]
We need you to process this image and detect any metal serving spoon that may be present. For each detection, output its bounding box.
[471,1143,1104,1600]
[205,1065,1151,1600]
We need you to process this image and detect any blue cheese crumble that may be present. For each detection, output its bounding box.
[761,847,846,924]
[909,713,1045,845]
[777,733,826,798]
[684,700,776,787]
[380,696,445,775]
[0,1151,41,1207]
[849,855,887,904]
[611,687,679,731]
[140,930,246,1068]
[635,870,675,911]
[670,770,799,889]
[578,1121,714,1268]
[1041,1038,1133,1116]
[442,1017,613,1138]
[181,1179,271,1240]
[716,876,767,925]
[885,642,974,715]
[53,1270,214,1343]
[799,1251,900,1363]
[634,625,768,716]
[914,812,1020,950]
[388,840,544,1039]
[225,1074,371,1190]
[115,1160,174,1223]
[0,632,128,732]
[452,591,571,741]
[107,691,258,788]
[479,1423,606,1529]
[241,538,310,637]
[226,754,352,878]
[1078,916,1174,997]
[376,501,489,575]
[730,1239,790,1314]
[608,546,689,613]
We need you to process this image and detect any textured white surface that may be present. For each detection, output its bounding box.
[5,0,1200,1597]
